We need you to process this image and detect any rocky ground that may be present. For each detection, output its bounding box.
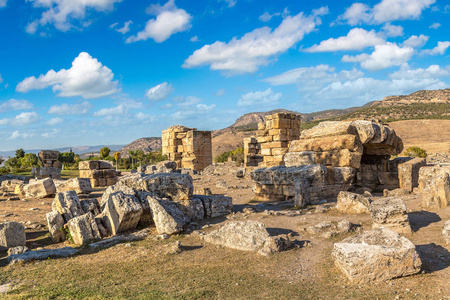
[0,166,450,299]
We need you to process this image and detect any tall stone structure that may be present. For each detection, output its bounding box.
[79,160,117,188]
[256,112,301,167]
[32,150,62,179]
[243,137,263,167]
[161,125,212,171]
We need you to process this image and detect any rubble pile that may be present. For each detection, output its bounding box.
[161,125,212,171]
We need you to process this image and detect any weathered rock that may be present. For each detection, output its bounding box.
[398,158,427,191]
[177,199,205,220]
[443,220,450,244]
[145,160,178,174]
[21,178,56,199]
[7,247,78,264]
[102,192,143,236]
[336,191,371,214]
[80,198,101,216]
[100,183,137,207]
[194,187,212,196]
[32,167,62,180]
[0,222,26,250]
[67,213,102,245]
[143,173,193,201]
[88,228,150,249]
[46,211,65,243]
[54,178,92,194]
[418,166,450,208]
[300,121,357,139]
[294,180,309,207]
[200,221,269,252]
[7,246,29,256]
[290,134,363,153]
[79,160,113,170]
[52,191,84,223]
[304,220,357,238]
[147,195,189,235]
[195,195,233,218]
[258,235,292,256]
[369,197,411,234]
[332,228,421,284]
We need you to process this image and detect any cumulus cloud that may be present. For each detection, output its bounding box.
[16,52,120,99]
[112,21,132,34]
[403,34,429,48]
[429,22,441,29]
[145,82,174,101]
[0,118,8,125]
[46,117,64,125]
[421,41,450,55]
[305,28,385,52]
[338,0,435,25]
[342,43,414,71]
[126,0,191,43]
[382,23,404,37]
[26,0,121,33]
[93,104,126,116]
[183,8,328,74]
[237,88,282,107]
[8,130,35,140]
[48,101,92,115]
[10,112,40,126]
[190,36,199,42]
[0,99,33,112]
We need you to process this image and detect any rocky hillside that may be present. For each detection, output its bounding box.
[119,137,162,157]
[371,89,450,107]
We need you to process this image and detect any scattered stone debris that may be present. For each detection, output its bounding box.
[21,178,56,199]
[145,160,177,174]
[332,227,422,284]
[398,158,427,191]
[301,220,359,238]
[0,221,26,251]
[88,229,150,249]
[369,197,412,234]
[7,246,30,256]
[67,212,102,245]
[7,247,79,264]
[418,166,450,208]
[336,191,371,214]
[147,195,189,235]
[54,178,92,194]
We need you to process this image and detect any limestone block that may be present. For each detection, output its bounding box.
[176,198,205,221]
[398,158,426,191]
[369,197,411,234]
[289,135,363,153]
[22,178,56,199]
[0,222,26,250]
[54,178,92,194]
[443,220,450,244]
[46,211,65,243]
[102,192,143,236]
[294,180,310,207]
[418,166,450,208]
[336,191,371,213]
[147,195,189,235]
[315,150,362,168]
[52,191,84,223]
[79,161,99,170]
[143,173,193,201]
[196,195,233,218]
[8,247,78,264]
[332,228,421,284]
[300,121,357,139]
[67,212,101,245]
[80,198,101,216]
[284,151,316,167]
[32,167,62,180]
[200,221,269,251]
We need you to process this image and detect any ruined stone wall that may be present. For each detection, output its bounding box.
[161,125,212,171]
[256,112,301,168]
[243,137,263,167]
[79,160,117,188]
[33,150,62,179]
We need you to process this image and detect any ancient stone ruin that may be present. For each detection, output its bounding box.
[79,160,117,188]
[243,137,263,167]
[161,125,212,171]
[32,150,62,180]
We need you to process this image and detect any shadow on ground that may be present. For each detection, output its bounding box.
[408,210,441,232]
[416,243,450,272]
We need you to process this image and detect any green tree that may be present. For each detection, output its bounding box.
[19,153,40,168]
[404,146,428,158]
[100,147,111,159]
[113,152,121,170]
[58,149,75,164]
[5,157,20,172]
[135,149,144,167]
[15,148,25,159]
[128,150,137,169]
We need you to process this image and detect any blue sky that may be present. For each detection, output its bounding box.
[0,0,449,151]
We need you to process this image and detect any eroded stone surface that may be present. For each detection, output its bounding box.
[369,197,411,234]
[336,191,371,214]
[0,222,26,250]
[147,195,189,235]
[52,191,84,223]
[46,211,65,243]
[67,212,102,245]
[418,166,450,208]
[102,192,143,236]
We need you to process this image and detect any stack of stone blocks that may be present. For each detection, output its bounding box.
[243,137,263,167]
[161,125,212,171]
[32,150,62,180]
[256,112,301,168]
[79,160,117,188]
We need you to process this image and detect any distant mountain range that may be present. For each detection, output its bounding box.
[0,144,126,158]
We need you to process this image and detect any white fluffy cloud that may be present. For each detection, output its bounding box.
[403,34,429,48]
[0,99,33,112]
[183,8,328,74]
[26,0,122,33]
[237,88,282,107]
[338,0,435,25]
[382,23,404,37]
[17,52,120,99]
[0,0,7,8]
[305,28,385,52]
[126,0,191,43]
[145,82,174,101]
[429,23,441,29]
[111,21,132,34]
[421,41,450,55]
[8,130,35,140]
[10,112,41,126]
[46,117,64,125]
[171,103,216,120]
[94,104,126,116]
[48,101,92,115]
[342,43,414,71]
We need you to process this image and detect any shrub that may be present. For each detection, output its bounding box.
[215,147,244,166]
[404,146,427,158]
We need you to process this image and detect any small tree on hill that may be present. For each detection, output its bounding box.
[113,152,121,170]
[404,146,427,158]
[100,147,110,159]
[15,148,25,159]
